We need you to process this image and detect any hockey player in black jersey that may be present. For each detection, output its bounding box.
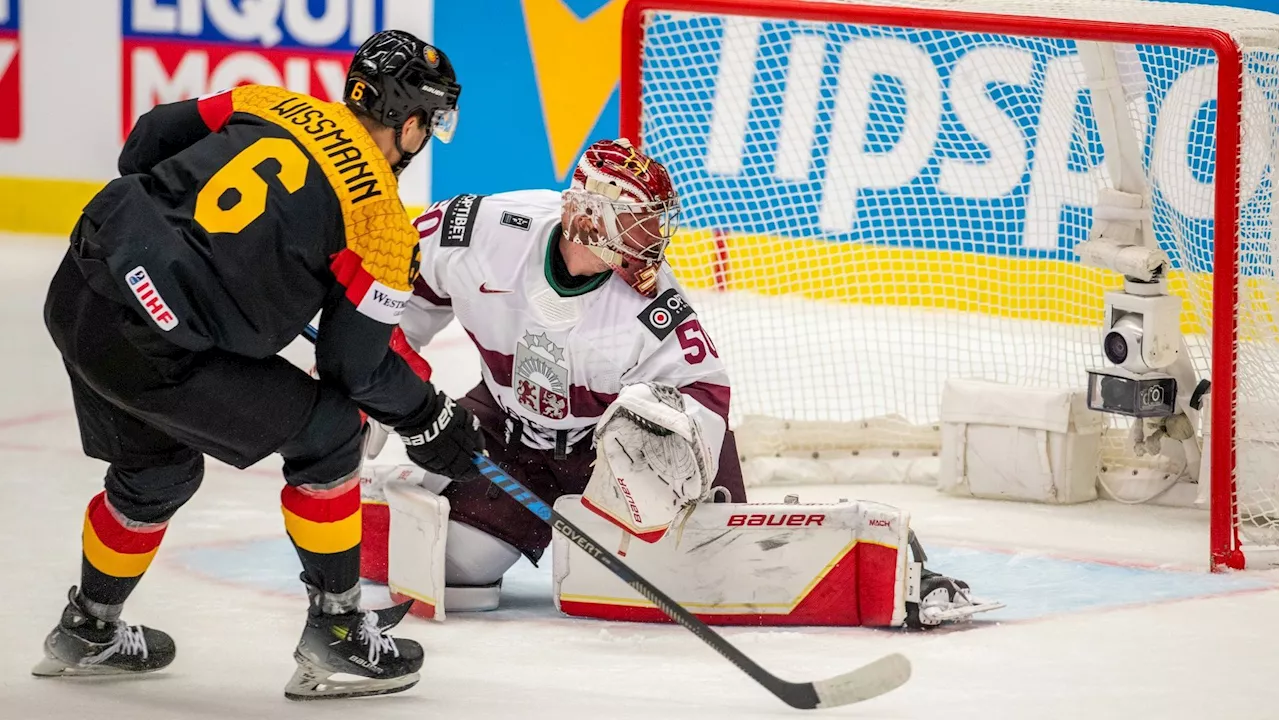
[35,30,482,700]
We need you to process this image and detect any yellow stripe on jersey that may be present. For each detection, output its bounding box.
[228,86,419,292]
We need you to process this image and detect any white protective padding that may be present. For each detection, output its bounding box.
[554,495,910,627]
[938,379,1104,504]
[384,482,450,621]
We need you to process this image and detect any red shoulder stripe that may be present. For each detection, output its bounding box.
[330,248,376,307]
[197,89,235,131]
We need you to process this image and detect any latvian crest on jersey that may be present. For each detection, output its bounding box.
[514,332,569,420]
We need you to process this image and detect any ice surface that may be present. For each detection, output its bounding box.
[1,237,1275,720]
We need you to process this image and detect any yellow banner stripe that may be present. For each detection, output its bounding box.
[666,230,1277,340]
[81,515,159,578]
[0,176,104,236]
[0,173,425,239]
[282,506,361,554]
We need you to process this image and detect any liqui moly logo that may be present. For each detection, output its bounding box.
[121,0,390,138]
[0,0,20,140]
[126,266,179,331]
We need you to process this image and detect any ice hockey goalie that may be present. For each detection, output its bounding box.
[359,138,999,628]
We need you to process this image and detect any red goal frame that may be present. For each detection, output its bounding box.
[620,0,1249,570]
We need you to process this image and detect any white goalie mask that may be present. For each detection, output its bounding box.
[561,138,680,297]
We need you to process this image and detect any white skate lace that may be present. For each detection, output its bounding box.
[356,611,400,666]
[81,623,148,666]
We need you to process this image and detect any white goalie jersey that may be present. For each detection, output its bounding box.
[404,189,730,472]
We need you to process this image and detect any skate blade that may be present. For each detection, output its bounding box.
[921,600,1006,624]
[284,658,419,701]
[31,655,162,678]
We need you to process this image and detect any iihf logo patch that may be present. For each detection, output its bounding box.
[125,266,179,331]
[637,288,693,340]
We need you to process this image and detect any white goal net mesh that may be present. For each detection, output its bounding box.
[630,0,1278,563]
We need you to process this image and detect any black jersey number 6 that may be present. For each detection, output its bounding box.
[194,137,310,235]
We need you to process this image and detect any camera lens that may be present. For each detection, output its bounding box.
[1104,330,1129,365]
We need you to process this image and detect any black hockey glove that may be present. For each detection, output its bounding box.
[396,391,485,482]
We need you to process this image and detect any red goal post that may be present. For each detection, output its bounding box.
[620,0,1278,570]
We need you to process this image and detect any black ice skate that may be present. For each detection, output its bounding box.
[31,586,175,677]
[904,532,1004,628]
[286,598,424,700]
[905,566,1007,628]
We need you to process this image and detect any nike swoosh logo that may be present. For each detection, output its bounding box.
[479,283,512,294]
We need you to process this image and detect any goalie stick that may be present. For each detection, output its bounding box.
[472,455,911,709]
[298,325,910,708]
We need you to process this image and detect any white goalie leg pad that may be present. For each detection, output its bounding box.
[583,383,715,543]
[554,495,912,626]
[360,463,453,584]
[383,481,521,619]
[359,464,430,584]
[384,481,451,621]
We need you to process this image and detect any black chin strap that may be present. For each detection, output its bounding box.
[391,124,424,175]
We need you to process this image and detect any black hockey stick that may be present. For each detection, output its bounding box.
[471,454,912,709]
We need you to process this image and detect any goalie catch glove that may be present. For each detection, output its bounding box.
[396,391,485,482]
[582,383,714,543]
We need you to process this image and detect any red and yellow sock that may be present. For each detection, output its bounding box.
[282,478,362,594]
[80,492,168,606]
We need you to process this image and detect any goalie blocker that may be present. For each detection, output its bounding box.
[365,470,1000,627]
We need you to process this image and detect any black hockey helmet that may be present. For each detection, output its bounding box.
[345,30,461,173]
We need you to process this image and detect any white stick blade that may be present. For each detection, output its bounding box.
[814,653,912,708]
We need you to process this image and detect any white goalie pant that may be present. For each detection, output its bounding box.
[370,463,933,626]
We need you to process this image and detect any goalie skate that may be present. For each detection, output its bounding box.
[907,568,1004,628]
[285,600,424,701]
[917,598,1006,625]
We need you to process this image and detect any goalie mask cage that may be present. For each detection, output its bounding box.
[620,0,1278,571]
